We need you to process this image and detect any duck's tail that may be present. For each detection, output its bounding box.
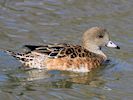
[3,50,29,63]
[4,50,17,57]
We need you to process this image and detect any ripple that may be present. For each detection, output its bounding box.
[0,0,133,100]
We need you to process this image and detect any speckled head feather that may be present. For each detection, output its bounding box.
[4,27,120,72]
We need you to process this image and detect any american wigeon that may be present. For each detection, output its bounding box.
[5,27,120,72]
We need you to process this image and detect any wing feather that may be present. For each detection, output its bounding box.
[24,44,69,58]
[24,43,96,59]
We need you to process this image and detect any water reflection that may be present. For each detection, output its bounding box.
[25,69,100,86]
[0,67,108,100]
[1,67,105,90]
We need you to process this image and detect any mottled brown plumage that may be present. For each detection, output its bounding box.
[4,27,120,72]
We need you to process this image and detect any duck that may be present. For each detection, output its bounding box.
[5,27,120,72]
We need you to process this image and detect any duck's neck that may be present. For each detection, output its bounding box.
[83,43,107,61]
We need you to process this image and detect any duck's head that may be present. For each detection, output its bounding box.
[82,27,120,58]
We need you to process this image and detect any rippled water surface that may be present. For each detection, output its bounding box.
[0,0,133,100]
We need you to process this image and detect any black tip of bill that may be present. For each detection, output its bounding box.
[115,46,120,49]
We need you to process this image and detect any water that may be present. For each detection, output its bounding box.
[0,0,133,100]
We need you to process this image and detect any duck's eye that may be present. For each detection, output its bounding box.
[98,35,103,38]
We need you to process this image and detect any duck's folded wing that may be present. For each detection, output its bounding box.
[24,43,97,59]
[24,43,71,58]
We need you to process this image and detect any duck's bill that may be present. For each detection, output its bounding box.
[106,41,120,49]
